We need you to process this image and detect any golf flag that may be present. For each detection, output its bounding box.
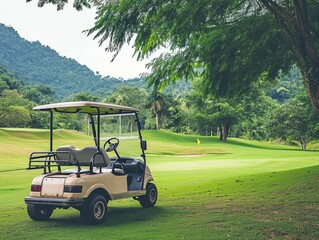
[197,138,200,145]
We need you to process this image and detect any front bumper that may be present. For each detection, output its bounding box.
[25,196,85,208]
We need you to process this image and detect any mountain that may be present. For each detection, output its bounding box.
[0,23,145,99]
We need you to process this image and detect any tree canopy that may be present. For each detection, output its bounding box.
[28,0,319,112]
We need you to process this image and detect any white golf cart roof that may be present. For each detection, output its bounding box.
[33,101,139,115]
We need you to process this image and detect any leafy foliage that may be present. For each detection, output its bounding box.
[268,65,304,103]
[0,105,31,127]
[80,0,293,96]
[184,88,243,141]
[268,94,319,150]
[0,66,55,128]
[29,0,319,112]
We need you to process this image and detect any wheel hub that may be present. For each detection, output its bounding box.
[94,201,105,220]
[150,189,157,203]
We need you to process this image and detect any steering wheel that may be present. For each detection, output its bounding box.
[103,137,120,152]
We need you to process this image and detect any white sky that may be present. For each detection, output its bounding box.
[0,0,151,79]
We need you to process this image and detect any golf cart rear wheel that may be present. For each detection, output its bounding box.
[27,204,53,221]
[80,194,108,225]
[139,182,157,208]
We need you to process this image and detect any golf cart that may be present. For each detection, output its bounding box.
[25,101,157,225]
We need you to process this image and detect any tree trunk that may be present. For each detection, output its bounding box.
[219,124,223,141]
[155,111,159,130]
[300,136,308,151]
[301,65,319,113]
[223,123,230,142]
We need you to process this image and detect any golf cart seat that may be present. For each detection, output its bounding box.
[56,146,111,167]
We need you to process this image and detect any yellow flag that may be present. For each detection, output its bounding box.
[197,138,200,145]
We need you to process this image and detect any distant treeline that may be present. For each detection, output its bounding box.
[1,64,318,150]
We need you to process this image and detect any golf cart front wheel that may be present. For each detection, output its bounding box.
[139,182,157,208]
[27,204,53,221]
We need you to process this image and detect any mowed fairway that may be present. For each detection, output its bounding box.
[0,128,318,239]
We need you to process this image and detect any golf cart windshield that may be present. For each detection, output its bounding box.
[99,113,142,159]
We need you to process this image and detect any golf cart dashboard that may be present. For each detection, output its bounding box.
[110,157,144,173]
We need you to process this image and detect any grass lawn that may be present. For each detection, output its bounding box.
[0,128,318,239]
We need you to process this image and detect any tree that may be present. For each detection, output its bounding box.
[0,66,24,94]
[212,101,243,142]
[157,94,184,131]
[28,0,319,113]
[54,113,83,131]
[147,91,163,131]
[30,111,50,129]
[104,85,149,128]
[268,95,319,150]
[183,81,243,141]
[0,80,9,95]
[268,65,304,103]
[144,92,183,131]
[193,98,242,141]
[23,84,55,104]
[69,92,99,101]
[105,86,148,109]
[238,93,278,141]
[183,93,216,136]
[0,89,32,108]
[0,105,31,127]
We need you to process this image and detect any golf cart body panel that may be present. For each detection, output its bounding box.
[25,101,157,224]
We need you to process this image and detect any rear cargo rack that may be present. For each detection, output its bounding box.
[27,151,80,174]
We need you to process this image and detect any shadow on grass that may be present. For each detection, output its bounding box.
[47,206,167,227]
[106,206,166,226]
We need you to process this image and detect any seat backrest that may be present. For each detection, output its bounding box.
[55,146,76,165]
[56,146,110,167]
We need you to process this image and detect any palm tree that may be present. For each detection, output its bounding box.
[147,90,163,130]
[153,98,162,130]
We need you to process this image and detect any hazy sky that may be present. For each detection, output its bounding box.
[0,0,151,79]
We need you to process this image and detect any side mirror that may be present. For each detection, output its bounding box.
[141,140,147,151]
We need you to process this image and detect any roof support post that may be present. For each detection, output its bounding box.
[49,109,53,152]
[89,114,97,147]
[97,108,101,150]
[135,112,146,190]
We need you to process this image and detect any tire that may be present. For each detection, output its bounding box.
[80,194,108,225]
[139,182,157,208]
[27,204,53,221]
